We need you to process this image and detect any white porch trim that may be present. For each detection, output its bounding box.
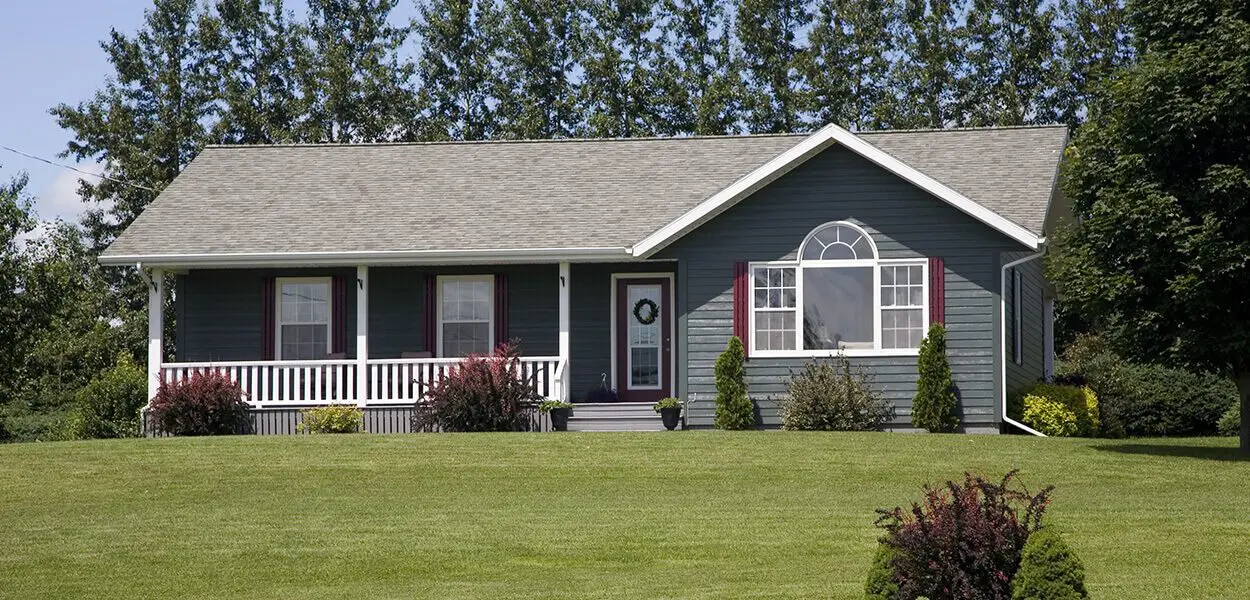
[558,262,571,402]
[145,267,164,400]
[356,265,369,407]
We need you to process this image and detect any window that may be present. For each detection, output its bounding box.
[277,278,331,360]
[749,222,928,356]
[438,275,493,357]
[1012,269,1023,365]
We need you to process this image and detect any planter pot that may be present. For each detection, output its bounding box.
[549,407,572,431]
[660,407,682,430]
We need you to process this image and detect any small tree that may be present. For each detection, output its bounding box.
[912,323,959,432]
[1012,528,1090,599]
[714,336,755,429]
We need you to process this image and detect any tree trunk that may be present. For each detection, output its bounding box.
[1237,371,1250,455]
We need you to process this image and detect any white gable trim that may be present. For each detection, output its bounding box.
[630,123,1043,257]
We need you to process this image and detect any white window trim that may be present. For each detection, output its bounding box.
[435,274,495,358]
[1013,269,1023,365]
[746,257,929,359]
[275,276,333,361]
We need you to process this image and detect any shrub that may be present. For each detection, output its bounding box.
[777,353,892,431]
[538,400,573,413]
[72,354,147,439]
[653,397,682,413]
[149,370,251,436]
[298,404,363,434]
[1219,403,1241,437]
[912,323,959,433]
[714,336,755,430]
[418,342,540,432]
[864,543,900,600]
[1011,528,1089,600]
[1020,384,1098,437]
[874,471,1053,600]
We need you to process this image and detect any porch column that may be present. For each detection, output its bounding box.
[356,265,369,407]
[146,268,164,400]
[558,262,571,402]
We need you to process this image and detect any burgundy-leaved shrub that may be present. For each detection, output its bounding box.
[417,342,541,432]
[148,370,251,436]
[873,471,1053,600]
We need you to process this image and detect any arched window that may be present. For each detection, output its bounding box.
[749,221,929,355]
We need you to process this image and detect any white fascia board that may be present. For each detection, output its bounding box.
[631,123,1043,257]
[98,246,632,269]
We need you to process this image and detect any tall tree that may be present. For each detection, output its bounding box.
[655,0,741,135]
[803,0,897,130]
[957,0,1059,126]
[0,170,36,409]
[577,0,666,137]
[494,0,583,139]
[414,0,504,141]
[1050,0,1250,452]
[736,0,812,133]
[293,0,416,142]
[1049,0,1133,128]
[882,0,963,128]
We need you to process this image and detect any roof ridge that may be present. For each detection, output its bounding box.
[203,132,809,149]
[857,124,1069,135]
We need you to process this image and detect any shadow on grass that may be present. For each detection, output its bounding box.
[1093,442,1250,462]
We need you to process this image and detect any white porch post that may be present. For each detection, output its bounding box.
[146,268,164,400]
[356,265,369,407]
[558,262,571,402]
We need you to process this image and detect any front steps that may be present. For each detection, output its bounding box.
[567,402,667,431]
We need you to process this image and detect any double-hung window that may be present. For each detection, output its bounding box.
[276,277,332,360]
[749,221,929,356]
[438,275,494,357]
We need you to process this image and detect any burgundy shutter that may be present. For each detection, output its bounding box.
[423,274,437,355]
[929,257,946,325]
[733,262,750,356]
[262,276,276,360]
[494,273,509,350]
[331,275,346,354]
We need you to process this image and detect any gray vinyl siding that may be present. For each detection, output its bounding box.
[656,144,1026,429]
[1003,252,1047,397]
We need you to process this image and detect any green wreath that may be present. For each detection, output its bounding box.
[632,298,659,325]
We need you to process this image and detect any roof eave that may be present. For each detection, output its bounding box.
[98,246,634,269]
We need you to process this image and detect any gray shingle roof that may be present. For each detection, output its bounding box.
[100,125,1066,262]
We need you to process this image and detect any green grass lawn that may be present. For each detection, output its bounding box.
[1,433,1246,599]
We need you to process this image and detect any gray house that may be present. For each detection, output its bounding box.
[100,123,1068,433]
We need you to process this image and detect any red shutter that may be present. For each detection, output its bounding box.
[733,262,750,356]
[494,273,509,350]
[262,276,276,360]
[423,274,437,355]
[929,257,946,325]
[331,275,346,354]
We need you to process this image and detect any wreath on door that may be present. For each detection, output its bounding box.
[633,298,659,325]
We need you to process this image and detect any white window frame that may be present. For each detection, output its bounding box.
[275,276,333,361]
[747,222,929,358]
[435,274,495,358]
[1013,269,1023,365]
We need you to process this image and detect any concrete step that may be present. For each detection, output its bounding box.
[567,403,669,431]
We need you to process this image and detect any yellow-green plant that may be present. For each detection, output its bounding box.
[299,404,363,434]
[1021,384,1098,437]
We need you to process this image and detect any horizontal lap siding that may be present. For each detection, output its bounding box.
[1004,252,1047,397]
[658,145,1022,428]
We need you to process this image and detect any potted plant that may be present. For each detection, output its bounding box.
[653,397,683,430]
[539,400,574,431]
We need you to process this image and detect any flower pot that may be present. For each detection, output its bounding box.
[549,407,572,431]
[660,406,681,430]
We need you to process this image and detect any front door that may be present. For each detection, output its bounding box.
[615,277,672,403]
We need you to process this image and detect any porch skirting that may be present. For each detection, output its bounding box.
[143,405,555,436]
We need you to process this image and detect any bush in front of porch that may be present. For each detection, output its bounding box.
[148,370,251,436]
[415,342,541,432]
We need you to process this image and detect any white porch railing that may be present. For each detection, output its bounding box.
[158,356,566,407]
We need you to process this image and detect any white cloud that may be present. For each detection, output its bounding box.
[34,162,104,222]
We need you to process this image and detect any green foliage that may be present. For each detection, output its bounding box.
[777,354,892,431]
[1021,384,1099,437]
[653,397,682,413]
[1011,528,1090,600]
[1219,403,1241,437]
[298,405,363,434]
[735,0,811,133]
[414,0,500,141]
[911,323,959,433]
[714,336,755,430]
[72,354,147,439]
[864,542,900,600]
[538,400,573,413]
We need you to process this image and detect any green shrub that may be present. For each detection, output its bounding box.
[911,323,959,432]
[538,400,573,413]
[652,397,682,413]
[298,404,363,434]
[149,370,251,436]
[1011,528,1089,600]
[714,336,755,430]
[1021,384,1098,437]
[72,354,146,439]
[777,354,892,431]
[1219,403,1241,437]
[864,542,900,600]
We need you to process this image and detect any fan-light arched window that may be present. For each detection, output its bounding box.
[750,221,929,356]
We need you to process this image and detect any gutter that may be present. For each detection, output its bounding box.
[1001,249,1047,437]
[99,246,633,269]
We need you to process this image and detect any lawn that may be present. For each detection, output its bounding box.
[1,433,1246,599]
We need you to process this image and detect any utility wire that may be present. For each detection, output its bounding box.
[1,145,159,192]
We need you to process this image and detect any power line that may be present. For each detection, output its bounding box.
[0,145,159,193]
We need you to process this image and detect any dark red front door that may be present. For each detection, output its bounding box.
[615,277,672,403]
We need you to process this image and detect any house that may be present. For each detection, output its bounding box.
[99,123,1069,434]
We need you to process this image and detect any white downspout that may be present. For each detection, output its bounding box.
[1001,251,1047,437]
